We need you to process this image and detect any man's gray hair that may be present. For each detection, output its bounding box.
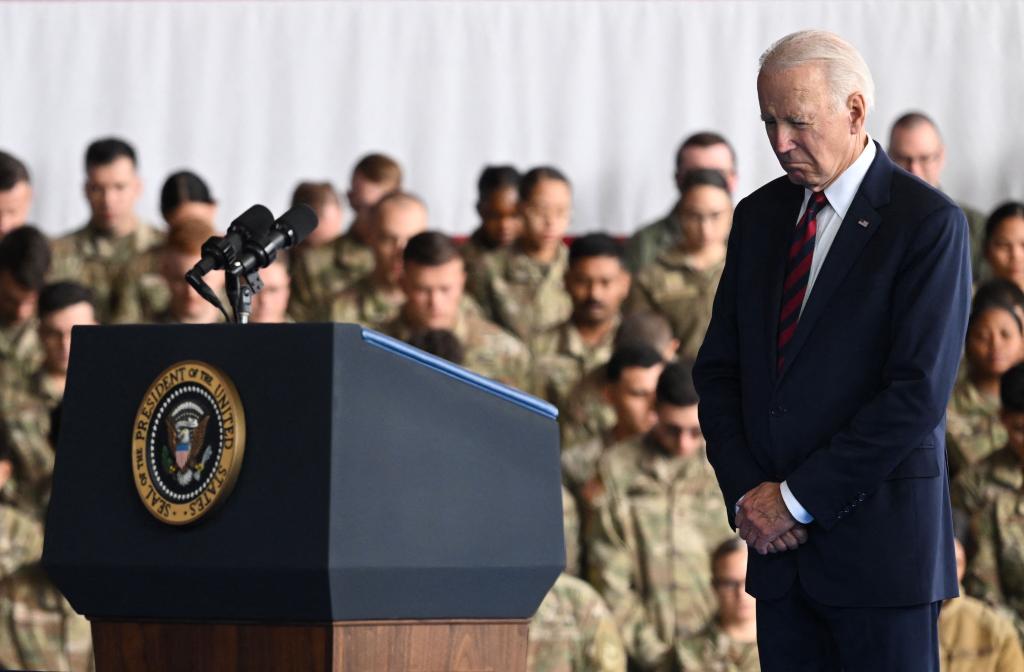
[759,30,875,112]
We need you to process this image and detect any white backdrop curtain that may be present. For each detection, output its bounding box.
[0,0,1021,237]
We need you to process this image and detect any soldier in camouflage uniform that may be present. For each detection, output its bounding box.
[323,192,428,329]
[626,169,732,361]
[587,362,733,670]
[0,227,50,386]
[983,202,1024,293]
[676,538,759,672]
[525,484,626,672]
[625,133,737,274]
[250,254,294,324]
[561,345,665,509]
[469,167,572,342]
[288,154,402,321]
[530,233,630,416]
[386,232,531,389]
[461,166,522,282]
[142,219,227,325]
[947,297,1023,476]
[937,527,1024,672]
[49,138,164,323]
[952,363,1024,641]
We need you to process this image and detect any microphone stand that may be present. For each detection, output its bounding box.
[226,261,264,325]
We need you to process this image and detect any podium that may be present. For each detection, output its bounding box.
[43,324,564,671]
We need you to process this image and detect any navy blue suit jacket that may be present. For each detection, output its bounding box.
[693,143,970,607]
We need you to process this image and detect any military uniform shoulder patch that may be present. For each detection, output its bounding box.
[131,360,246,525]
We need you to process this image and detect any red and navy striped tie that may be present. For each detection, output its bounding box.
[777,191,828,372]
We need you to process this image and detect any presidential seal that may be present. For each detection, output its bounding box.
[132,361,246,525]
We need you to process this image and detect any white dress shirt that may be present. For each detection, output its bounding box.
[780,136,877,524]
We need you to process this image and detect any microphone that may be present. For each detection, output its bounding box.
[230,204,318,276]
[189,204,275,277]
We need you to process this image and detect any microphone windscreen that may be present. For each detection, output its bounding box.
[276,204,318,245]
[229,204,274,239]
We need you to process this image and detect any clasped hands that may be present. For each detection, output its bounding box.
[735,481,809,556]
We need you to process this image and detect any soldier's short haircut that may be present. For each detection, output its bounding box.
[519,166,571,202]
[352,153,402,186]
[370,190,427,226]
[291,181,340,212]
[678,168,730,199]
[710,537,746,576]
[404,231,460,268]
[569,233,625,267]
[0,151,30,190]
[161,170,215,216]
[677,131,737,170]
[85,137,137,169]
[1001,363,1024,413]
[984,201,1024,247]
[974,279,1024,316]
[477,165,521,201]
[890,111,940,138]
[655,360,698,407]
[407,328,465,365]
[164,217,215,257]
[615,311,675,353]
[39,281,95,318]
[0,226,50,291]
[606,344,663,383]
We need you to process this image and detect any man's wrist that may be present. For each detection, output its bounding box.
[780,481,814,524]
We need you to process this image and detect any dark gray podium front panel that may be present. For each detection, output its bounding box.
[43,324,563,622]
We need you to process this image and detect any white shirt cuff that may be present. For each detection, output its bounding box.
[781,481,814,523]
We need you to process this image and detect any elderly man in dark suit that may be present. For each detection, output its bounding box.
[693,30,971,671]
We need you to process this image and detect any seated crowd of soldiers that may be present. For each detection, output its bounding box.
[0,110,1021,672]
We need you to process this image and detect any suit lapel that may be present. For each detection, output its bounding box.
[776,142,894,385]
[764,191,804,384]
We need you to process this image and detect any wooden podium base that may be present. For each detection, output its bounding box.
[92,619,529,672]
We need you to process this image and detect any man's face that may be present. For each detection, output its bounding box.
[348,174,398,220]
[163,251,223,323]
[372,202,429,285]
[677,144,737,194]
[565,256,630,327]
[651,402,703,457]
[713,547,756,624]
[478,186,521,247]
[401,258,466,330]
[251,259,290,323]
[757,64,866,192]
[40,301,96,375]
[0,269,37,326]
[888,123,945,187]
[680,185,732,252]
[605,362,664,437]
[84,157,142,234]
[520,178,572,254]
[0,181,32,236]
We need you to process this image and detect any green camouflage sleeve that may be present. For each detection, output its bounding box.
[0,505,43,579]
[586,472,672,671]
[964,504,1007,608]
[577,584,628,672]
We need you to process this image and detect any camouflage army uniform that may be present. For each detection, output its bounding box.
[288,231,375,322]
[624,210,681,275]
[109,248,168,324]
[385,303,532,390]
[469,242,572,342]
[460,227,503,286]
[323,275,404,330]
[939,589,1024,672]
[626,248,725,360]
[49,221,165,323]
[561,430,614,501]
[946,377,1006,478]
[559,366,617,450]
[587,435,734,670]
[951,447,1024,639]
[529,317,619,417]
[676,618,760,672]
[528,573,627,672]
[0,371,62,513]
[0,319,44,387]
[962,202,988,282]
[562,485,580,578]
